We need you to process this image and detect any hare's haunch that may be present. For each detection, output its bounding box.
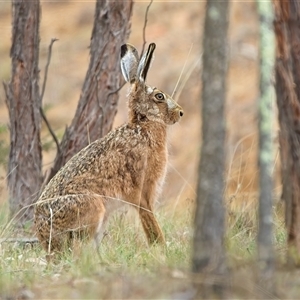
[34,43,184,253]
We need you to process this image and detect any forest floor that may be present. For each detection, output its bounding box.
[0,1,293,299]
[0,200,293,299]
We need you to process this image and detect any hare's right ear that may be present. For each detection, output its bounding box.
[120,44,139,84]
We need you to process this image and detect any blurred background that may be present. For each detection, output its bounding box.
[0,1,280,213]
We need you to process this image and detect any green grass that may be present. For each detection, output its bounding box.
[0,203,193,299]
[0,199,293,299]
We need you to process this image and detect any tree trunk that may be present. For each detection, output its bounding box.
[3,0,42,226]
[45,0,133,183]
[192,0,229,297]
[257,0,275,290]
[274,0,300,261]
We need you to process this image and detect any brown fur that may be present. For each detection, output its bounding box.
[34,43,183,253]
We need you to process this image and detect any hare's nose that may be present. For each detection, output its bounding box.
[179,110,184,117]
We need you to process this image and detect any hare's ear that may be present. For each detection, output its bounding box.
[120,44,139,84]
[137,43,156,82]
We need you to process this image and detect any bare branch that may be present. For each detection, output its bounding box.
[40,38,58,104]
[39,38,61,156]
[40,109,61,154]
[140,0,154,58]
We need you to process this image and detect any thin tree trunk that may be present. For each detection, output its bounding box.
[45,0,133,183]
[274,0,300,261]
[3,0,42,226]
[192,0,229,297]
[257,0,275,292]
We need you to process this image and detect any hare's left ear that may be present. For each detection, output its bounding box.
[137,43,156,82]
[120,44,140,84]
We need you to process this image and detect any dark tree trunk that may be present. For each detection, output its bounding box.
[192,0,229,297]
[3,0,42,226]
[45,0,133,183]
[274,0,300,259]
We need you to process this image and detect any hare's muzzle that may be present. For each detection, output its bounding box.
[171,105,184,124]
[177,103,184,118]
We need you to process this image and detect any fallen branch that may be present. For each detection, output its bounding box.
[0,237,39,244]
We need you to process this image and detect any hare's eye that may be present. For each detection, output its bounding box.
[155,93,165,101]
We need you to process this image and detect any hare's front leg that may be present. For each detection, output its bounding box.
[138,184,165,245]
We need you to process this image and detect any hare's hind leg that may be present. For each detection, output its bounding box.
[70,199,106,259]
[66,194,108,257]
[35,194,106,254]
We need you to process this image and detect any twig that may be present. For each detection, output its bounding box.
[107,79,126,98]
[40,38,58,103]
[40,110,61,154]
[40,38,61,155]
[140,0,154,58]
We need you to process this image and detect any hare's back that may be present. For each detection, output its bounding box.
[39,124,148,199]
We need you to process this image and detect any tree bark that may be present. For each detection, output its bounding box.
[45,0,133,183]
[3,0,42,226]
[274,0,300,260]
[192,0,229,297]
[257,0,275,291]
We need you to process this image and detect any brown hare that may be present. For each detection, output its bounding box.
[34,43,184,254]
